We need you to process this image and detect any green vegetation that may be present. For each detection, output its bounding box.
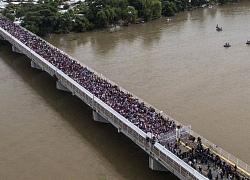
[2,0,237,36]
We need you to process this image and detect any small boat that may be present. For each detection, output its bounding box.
[224,43,231,47]
[216,26,222,31]
[246,40,250,45]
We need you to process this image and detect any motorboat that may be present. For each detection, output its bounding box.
[216,26,222,31]
[224,43,231,47]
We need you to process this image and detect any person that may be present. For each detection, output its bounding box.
[198,165,202,174]
[220,171,223,179]
[207,171,213,179]
[207,163,210,170]
[234,164,237,172]
[197,137,201,143]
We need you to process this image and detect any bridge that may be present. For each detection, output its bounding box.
[0,17,249,180]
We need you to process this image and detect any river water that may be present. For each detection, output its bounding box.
[1,1,250,179]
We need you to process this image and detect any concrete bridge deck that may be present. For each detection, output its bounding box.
[0,16,249,180]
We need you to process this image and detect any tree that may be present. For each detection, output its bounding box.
[24,24,39,34]
[151,0,162,18]
[96,10,108,28]
[127,0,161,21]
[18,1,59,36]
[123,6,138,22]
[108,0,129,20]
[57,11,74,33]
[174,0,188,12]
[104,5,116,23]
[162,1,177,16]
[128,0,144,17]
[73,16,90,32]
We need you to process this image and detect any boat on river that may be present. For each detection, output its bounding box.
[216,26,222,31]
[224,43,231,47]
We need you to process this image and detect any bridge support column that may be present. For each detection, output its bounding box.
[56,81,71,92]
[0,34,4,40]
[93,110,110,123]
[31,61,42,70]
[12,45,23,54]
[149,156,168,172]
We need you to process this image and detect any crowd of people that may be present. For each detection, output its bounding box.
[165,136,250,180]
[1,16,249,180]
[0,16,177,139]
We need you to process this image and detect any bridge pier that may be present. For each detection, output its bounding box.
[56,81,71,92]
[0,34,4,40]
[93,110,110,123]
[12,45,23,54]
[149,156,169,172]
[31,60,42,70]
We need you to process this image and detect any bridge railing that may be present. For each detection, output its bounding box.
[190,131,250,175]
[153,143,208,180]
[0,27,58,77]
[92,95,208,180]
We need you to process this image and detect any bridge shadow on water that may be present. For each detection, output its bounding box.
[0,44,178,180]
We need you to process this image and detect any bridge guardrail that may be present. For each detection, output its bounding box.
[94,96,208,180]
